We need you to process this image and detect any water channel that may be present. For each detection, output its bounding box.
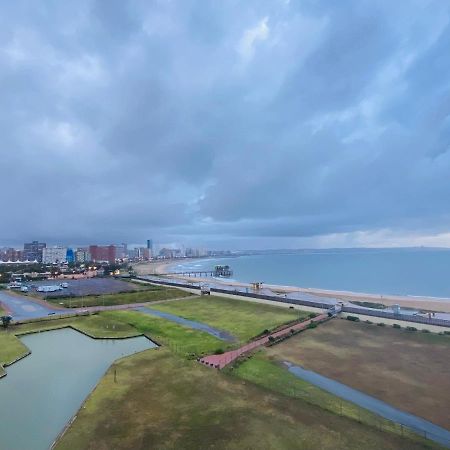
[285,362,450,448]
[0,328,156,450]
[135,306,236,342]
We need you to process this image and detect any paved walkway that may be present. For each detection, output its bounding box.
[1,289,196,322]
[0,291,61,320]
[199,313,328,369]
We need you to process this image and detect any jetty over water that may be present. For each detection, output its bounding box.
[162,265,233,278]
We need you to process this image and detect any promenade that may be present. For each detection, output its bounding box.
[199,313,328,369]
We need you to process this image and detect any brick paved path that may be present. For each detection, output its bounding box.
[199,313,328,369]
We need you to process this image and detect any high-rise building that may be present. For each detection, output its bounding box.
[89,245,116,264]
[75,249,91,263]
[115,243,127,260]
[66,248,75,263]
[147,239,153,252]
[185,248,208,258]
[42,246,67,264]
[141,248,150,260]
[23,241,46,262]
[0,248,23,262]
[158,248,181,259]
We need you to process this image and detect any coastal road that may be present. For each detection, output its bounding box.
[0,290,196,322]
[0,290,61,320]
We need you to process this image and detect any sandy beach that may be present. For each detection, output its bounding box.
[132,260,450,313]
[133,259,198,276]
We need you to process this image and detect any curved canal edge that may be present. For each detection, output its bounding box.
[0,350,31,379]
[284,362,450,448]
[50,346,156,450]
[0,324,156,378]
[134,306,237,342]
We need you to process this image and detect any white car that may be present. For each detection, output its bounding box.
[200,284,211,295]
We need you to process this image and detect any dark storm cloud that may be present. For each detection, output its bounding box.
[1,0,450,247]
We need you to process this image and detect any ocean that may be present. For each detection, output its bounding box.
[170,248,450,298]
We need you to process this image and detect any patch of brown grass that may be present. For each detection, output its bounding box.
[267,319,450,429]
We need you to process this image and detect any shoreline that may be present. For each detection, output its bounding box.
[133,258,204,276]
[133,259,450,313]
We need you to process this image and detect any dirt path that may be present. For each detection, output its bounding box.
[199,313,328,369]
[141,295,198,306]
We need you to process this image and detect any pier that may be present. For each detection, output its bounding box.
[162,265,233,278]
[163,271,217,277]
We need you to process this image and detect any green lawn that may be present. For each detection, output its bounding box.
[55,349,438,450]
[13,314,141,339]
[151,296,305,341]
[45,286,191,308]
[102,310,226,357]
[0,331,29,376]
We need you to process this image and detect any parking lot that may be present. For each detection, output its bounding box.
[28,278,139,298]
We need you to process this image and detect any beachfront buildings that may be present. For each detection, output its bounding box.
[0,247,23,262]
[89,245,116,264]
[23,241,46,262]
[75,249,91,263]
[42,246,67,264]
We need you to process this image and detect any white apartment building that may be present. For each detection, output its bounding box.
[42,246,67,264]
[75,250,91,263]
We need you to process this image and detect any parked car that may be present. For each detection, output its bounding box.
[200,284,211,295]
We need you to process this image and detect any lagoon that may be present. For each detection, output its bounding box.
[0,328,156,450]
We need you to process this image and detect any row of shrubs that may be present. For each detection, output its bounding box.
[347,315,450,335]
[266,322,318,346]
[254,312,319,340]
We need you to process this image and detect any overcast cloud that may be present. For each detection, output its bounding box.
[1,0,450,249]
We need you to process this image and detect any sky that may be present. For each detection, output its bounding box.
[1,0,450,249]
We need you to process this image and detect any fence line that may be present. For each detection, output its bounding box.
[135,277,450,328]
[342,306,450,327]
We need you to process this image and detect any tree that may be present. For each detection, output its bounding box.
[1,315,12,329]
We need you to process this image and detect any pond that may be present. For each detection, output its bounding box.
[0,328,156,450]
[285,362,450,448]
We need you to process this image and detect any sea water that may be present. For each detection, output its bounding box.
[170,248,450,298]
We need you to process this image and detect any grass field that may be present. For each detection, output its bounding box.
[266,318,450,429]
[46,286,191,308]
[0,331,29,376]
[13,314,141,339]
[151,296,306,341]
[102,310,226,356]
[55,349,439,450]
